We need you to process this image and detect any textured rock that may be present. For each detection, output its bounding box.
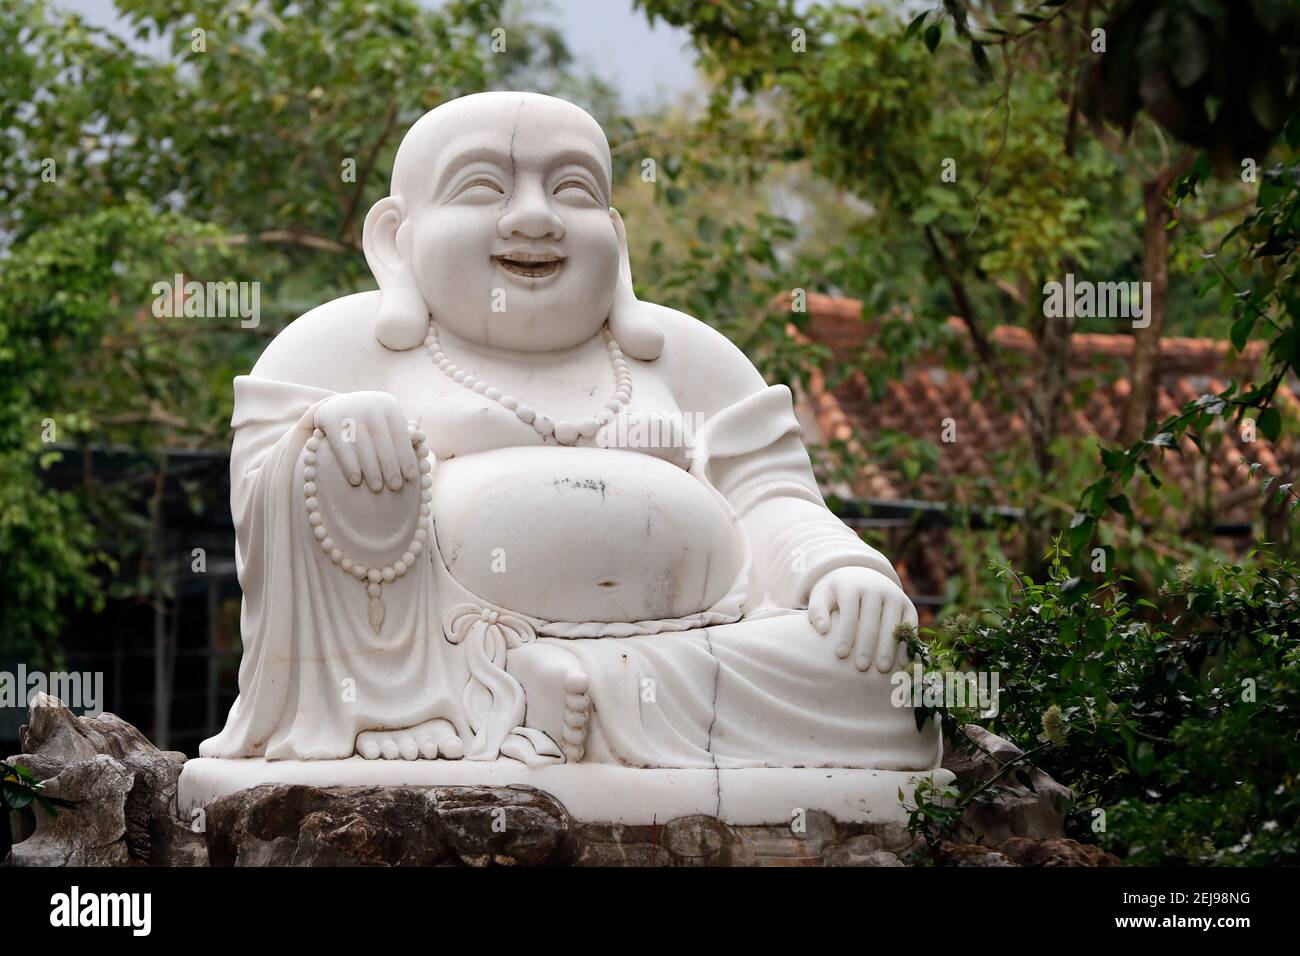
[7,695,201,866]
[205,785,440,866]
[430,785,575,866]
[942,725,1073,843]
[661,814,733,864]
[195,783,1116,868]
[997,836,1120,867]
[875,821,927,856]
[823,835,905,867]
[19,692,165,764]
[936,841,1016,867]
[203,784,573,867]
[9,755,134,867]
[933,836,1119,868]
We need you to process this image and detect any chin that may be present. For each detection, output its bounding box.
[488,307,609,352]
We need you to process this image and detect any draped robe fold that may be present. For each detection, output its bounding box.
[199,377,471,759]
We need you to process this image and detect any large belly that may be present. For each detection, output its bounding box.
[432,447,745,623]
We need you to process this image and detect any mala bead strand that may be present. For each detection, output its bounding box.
[426,323,630,446]
[303,426,433,634]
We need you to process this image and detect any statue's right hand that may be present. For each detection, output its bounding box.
[313,391,418,493]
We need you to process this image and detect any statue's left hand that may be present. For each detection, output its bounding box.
[807,567,918,672]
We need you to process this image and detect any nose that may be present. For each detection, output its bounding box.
[496,179,564,241]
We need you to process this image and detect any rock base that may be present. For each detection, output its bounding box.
[6,693,206,866]
[203,782,925,866]
[7,697,1118,867]
[197,783,1116,866]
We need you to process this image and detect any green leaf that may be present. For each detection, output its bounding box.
[2,780,34,811]
[1258,407,1282,442]
[924,24,942,53]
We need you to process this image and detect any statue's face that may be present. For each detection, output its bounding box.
[400,95,619,352]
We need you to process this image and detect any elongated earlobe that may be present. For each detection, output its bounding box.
[363,195,430,351]
[608,208,664,361]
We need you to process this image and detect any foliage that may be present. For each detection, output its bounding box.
[0,0,590,660]
[909,544,1300,865]
[1072,137,1300,560]
[1076,0,1300,171]
[902,2,1300,563]
[0,201,248,662]
[1,760,76,816]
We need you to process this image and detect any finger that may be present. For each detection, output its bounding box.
[807,580,834,634]
[854,593,883,671]
[390,412,419,483]
[876,602,904,673]
[832,591,858,659]
[368,411,404,492]
[325,420,364,486]
[355,420,385,492]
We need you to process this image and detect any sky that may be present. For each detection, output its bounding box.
[52,0,702,108]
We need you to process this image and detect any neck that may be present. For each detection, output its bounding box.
[433,321,611,364]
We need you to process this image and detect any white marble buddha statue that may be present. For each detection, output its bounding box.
[200,91,941,774]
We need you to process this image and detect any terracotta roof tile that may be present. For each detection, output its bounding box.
[788,295,1297,600]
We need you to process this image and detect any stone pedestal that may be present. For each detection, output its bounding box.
[179,757,953,826]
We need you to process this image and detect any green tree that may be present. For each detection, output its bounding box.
[0,0,597,662]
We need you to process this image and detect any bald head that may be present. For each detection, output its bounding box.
[391,92,612,205]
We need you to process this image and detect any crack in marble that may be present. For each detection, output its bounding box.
[701,626,722,818]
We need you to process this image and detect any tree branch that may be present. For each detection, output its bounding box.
[198,230,361,254]
[924,224,995,368]
[339,100,400,244]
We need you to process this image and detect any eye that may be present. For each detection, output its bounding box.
[453,177,505,198]
[554,179,598,200]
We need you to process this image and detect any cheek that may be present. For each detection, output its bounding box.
[565,214,620,288]
[410,211,495,295]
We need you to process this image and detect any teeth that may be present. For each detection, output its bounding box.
[500,252,559,262]
[495,255,562,277]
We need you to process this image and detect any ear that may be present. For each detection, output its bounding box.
[363,195,429,351]
[607,207,664,361]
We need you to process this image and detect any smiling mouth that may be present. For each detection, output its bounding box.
[492,252,565,278]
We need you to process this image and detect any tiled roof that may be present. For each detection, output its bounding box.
[791,293,1297,603]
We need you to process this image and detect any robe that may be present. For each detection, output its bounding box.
[199,378,470,759]
[201,376,941,771]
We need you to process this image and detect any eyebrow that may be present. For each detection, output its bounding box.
[431,145,514,198]
[431,139,612,203]
[545,147,611,202]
